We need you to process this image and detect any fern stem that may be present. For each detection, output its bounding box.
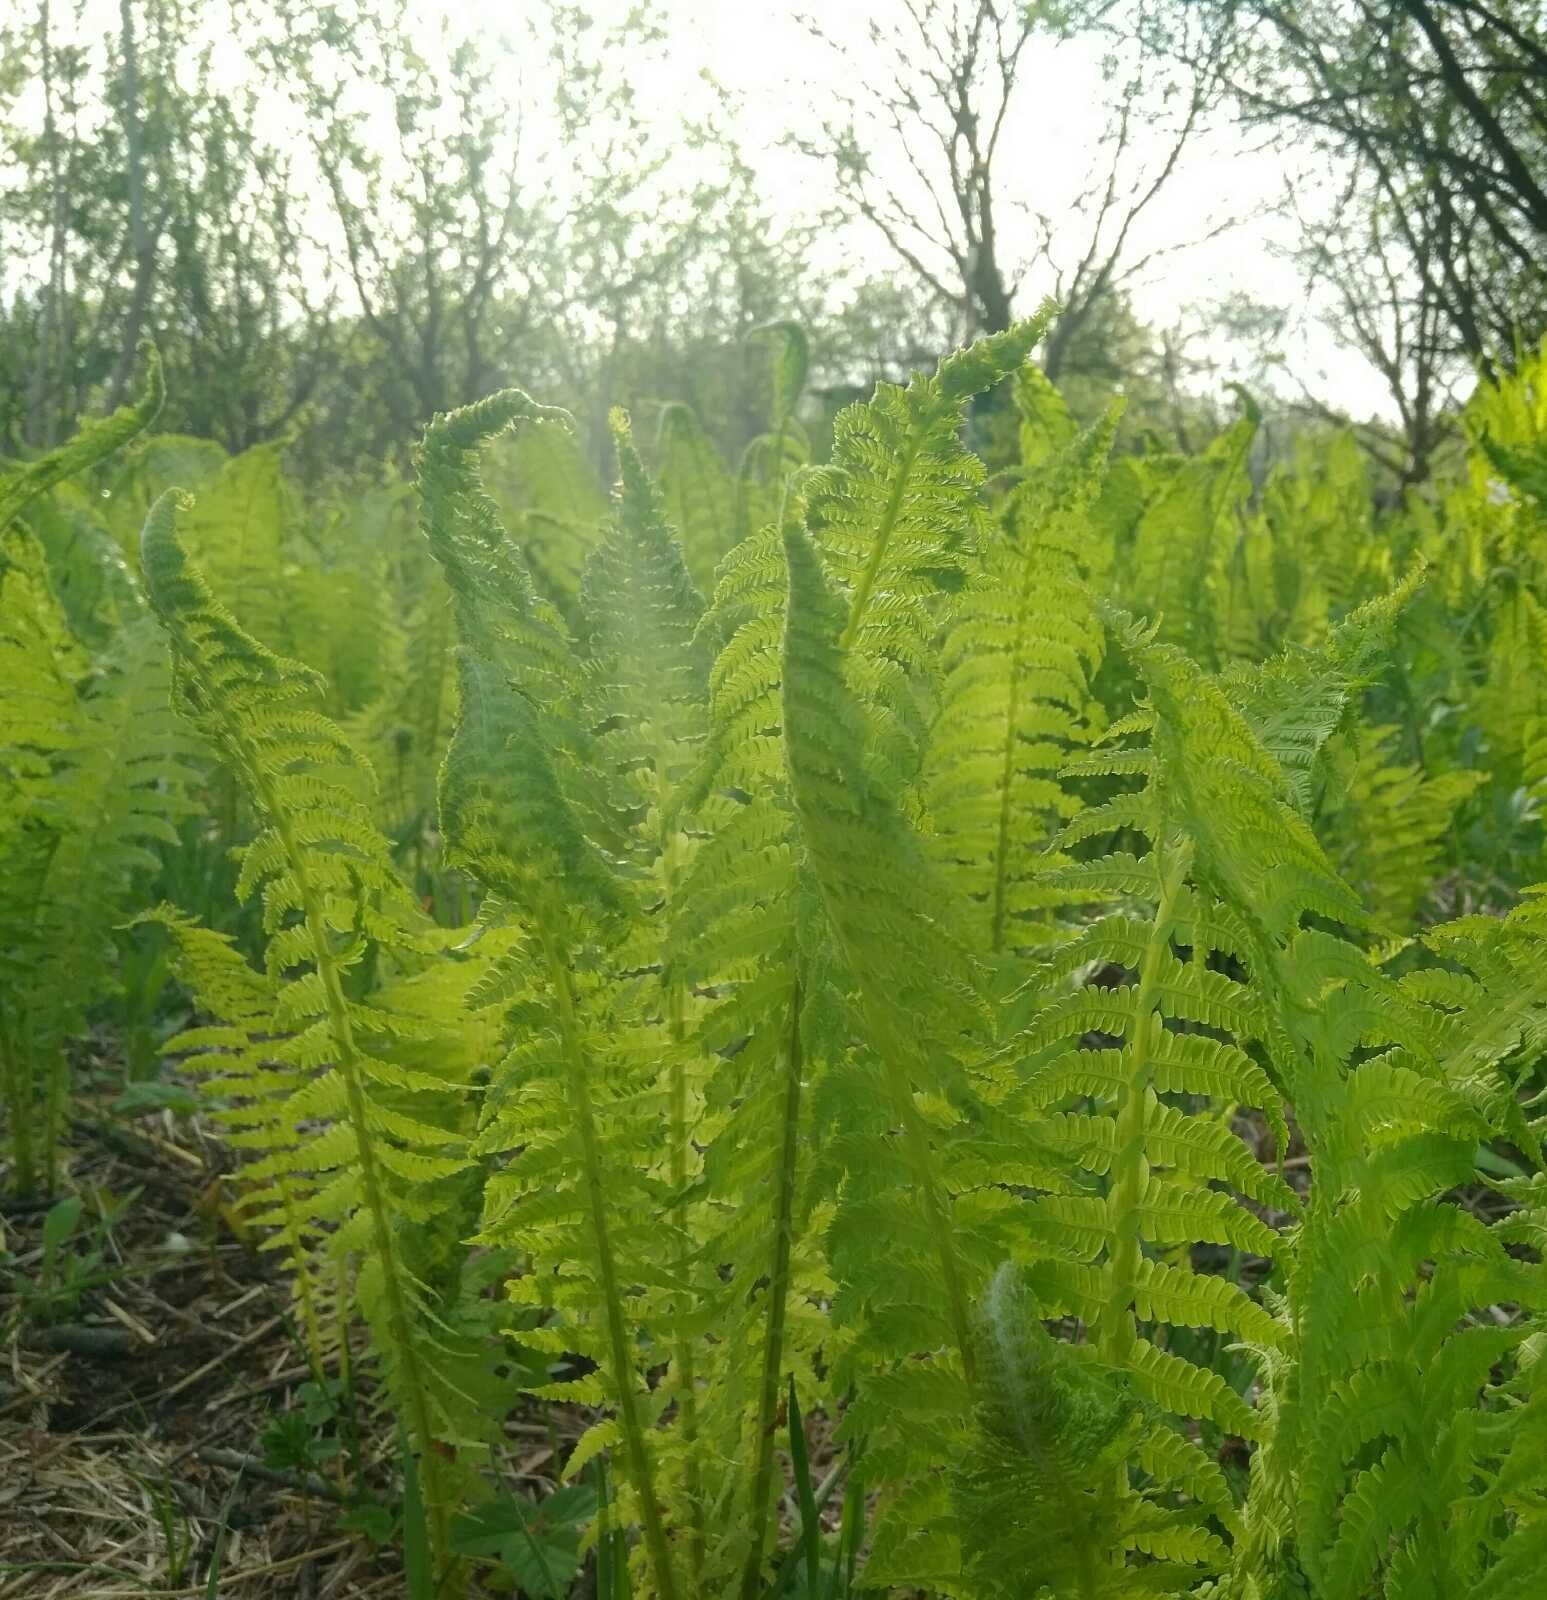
[837,436,924,653]
[279,1175,329,1391]
[0,1022,36,1195]
[1099,846,1185,1374]
[666,982,705,1585]
[539,931,681,1600]
[738,978,805,1600]
[42,1048,66,1196]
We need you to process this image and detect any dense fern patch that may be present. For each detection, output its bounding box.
[3,329,1546,1598]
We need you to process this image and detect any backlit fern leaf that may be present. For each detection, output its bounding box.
[922,402,1119,958]
[806,310,1053,783]
[419,391,685,1600]
[735,321,812,543]
[1012,621,1373,1575]
[783,516,1032,1585]
[951,1263,1144,1600]
[1326,724,1482,932]
[1254,785,1547,1600]
[139,492,478,1581]
[1124,402,1257,668]
[656,402,735,598]
[574,412,725,1583]
[662,474,840,1597]
[136,907,339,1375]
[486,409,607,622]
[0,342,164,532]
[1219,568,1425,821]
[0,594,199,1191]
[173,441,291,650]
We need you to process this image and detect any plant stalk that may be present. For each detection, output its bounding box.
[541,931,681,1600]
[738,978,805,1600]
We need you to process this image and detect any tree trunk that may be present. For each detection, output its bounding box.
[108,0,155,410]
[25,0,67,448]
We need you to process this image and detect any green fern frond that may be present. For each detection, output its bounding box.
[667,475,835,1596]
[139,491,477,1582]
[951,1263,1142,1600]
[1328,724,1482,931]
[1219,566,1426,820]
[0,341,164,531]
[750,319,809,436]
[420,395,685,1600]
[169,441,292,648]
[806,310,1053,781]
[783,514,984,1362]
[922,403,1119,957]
[135,906,337,1376]
[655,402,735,597]
[0,590,199,1192]
[485,408,607,620]
[782,514,1034,1586]
[1123,404,1256,668]
[575,411,721,1581]
[1277,887,1547,1600]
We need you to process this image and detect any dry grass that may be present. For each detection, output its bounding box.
[0,1050,860,1599]
[2,1078,420,1599]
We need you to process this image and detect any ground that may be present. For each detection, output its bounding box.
[1,1047,831,1600]
[2,1056,424,1599]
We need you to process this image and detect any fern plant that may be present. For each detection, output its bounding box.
[0,346,198,1197]
[1009,622,1308,1594]
[1279,894,1547,1600]
[137,490,495,1588]
[418,387,690,1600]
[11,319,1547,1600]
[921,399,1119,961]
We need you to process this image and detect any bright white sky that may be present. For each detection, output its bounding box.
[472,0,1400,420]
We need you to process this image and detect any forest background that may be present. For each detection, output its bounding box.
[6,0,1546,489]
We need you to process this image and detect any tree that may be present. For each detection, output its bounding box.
[793,0,1229,383]
[1287,172,1466,483]
[1195,0,1547,371]
[0,0,337,456]
[257,0,556,457]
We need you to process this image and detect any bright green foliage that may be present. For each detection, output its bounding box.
[134,906,343,1369]
[11,326,1547,1600]
[1122,398,1257,668]
[137,491,490,1586]
[0,597,199,1192]
[0,348,197,1196]
[0,341,164,532]
[1279,897,1547,1600]
[1018,627,1306,1590]
[952,1264,1142,1600]
[1259,433,1378,644]
[1217,571,1424,823]
[782,515,987,1590]
[679,480,830,1598]
[736,321,813,543]
[923,402,1118,957]
[485,410,609,621]
[171,441,292,647]
[1325,724,1483,928]
[656,402,735,596]
[807,310,1054,781]
[419,388,687,1600]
